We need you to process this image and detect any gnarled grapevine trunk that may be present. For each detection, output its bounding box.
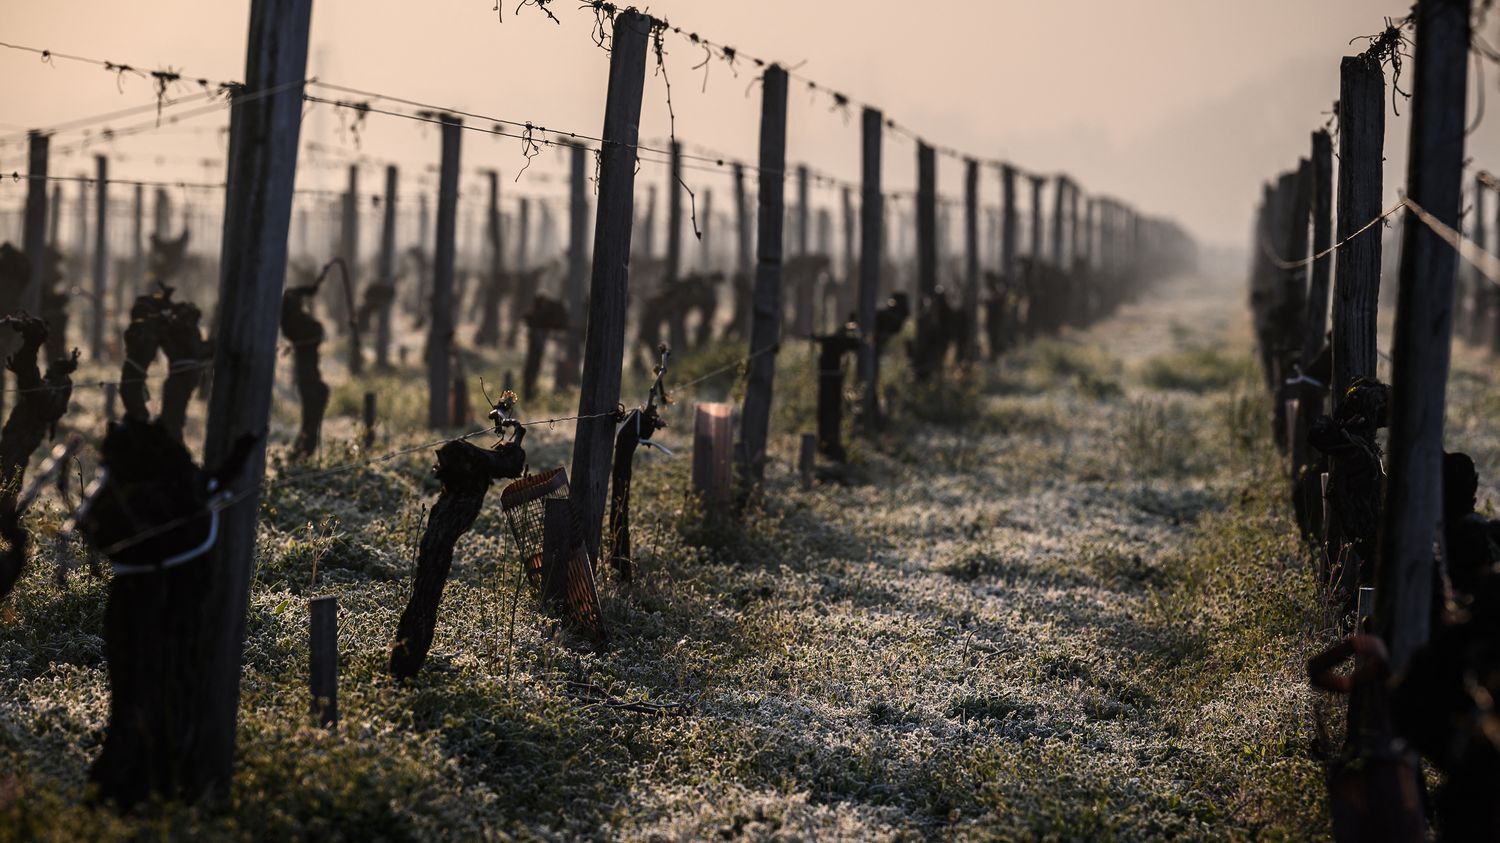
[0,314,77,507]
[389,440,525,680]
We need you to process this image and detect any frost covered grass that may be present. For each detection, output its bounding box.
[0,274,1370,840]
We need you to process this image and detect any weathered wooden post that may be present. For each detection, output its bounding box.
[568,8,651,561]
[1376,0,1471,675]
[187,0,311,804]
[375,164,397,369]
[1001,169,1018,270]
[915,142,937,307]
[1302,130,1334,372]
[733,162,752,337]
[857,108,883,433]
[473,169,503,348]
[308,594,337,729]
[129,183,143,324]
[92,155,108,362]
[793,164,812,337]
[737,64,789,483]
[1029,175,1044,263]
[340,164,360,374]
[563,142,588,386]
[1331,54,1385,407]
[22,133,48,321]
[73,173,88,286]
[694,403,734,506]
[1051,175,1067,268]
[428,115,461,429]
[962,158,979,361]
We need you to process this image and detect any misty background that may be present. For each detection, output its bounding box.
[2,0,1497,253]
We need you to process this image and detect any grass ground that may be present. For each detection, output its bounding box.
[12,270,1492,840]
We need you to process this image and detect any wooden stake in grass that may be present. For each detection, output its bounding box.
[569,10,651,561]
[308,594,338,729]
[694,403,733,507]
[737,64,789,484]
[1376,0,1471,676]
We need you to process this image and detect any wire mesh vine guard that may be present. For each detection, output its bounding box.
[498,466,606,642]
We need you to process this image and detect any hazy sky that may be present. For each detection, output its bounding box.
[3,0,1497,248]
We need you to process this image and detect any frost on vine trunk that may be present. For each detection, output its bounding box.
[389,439,527,681]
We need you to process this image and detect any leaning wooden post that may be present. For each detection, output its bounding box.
[856,107,883,433]
[1492,182,1500,356]
[563,142,589,386]
[737,64,789,484]
[194,0,312,800]
[1376,0,1471,675]
[568,9,651,561]
[91,155,108,362]
[961,157,979,361]
[1330,54,1385,407]
[427,115,462,429]
[375,164,397,369]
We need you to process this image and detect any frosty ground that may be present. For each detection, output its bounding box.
[9,270,1494,840]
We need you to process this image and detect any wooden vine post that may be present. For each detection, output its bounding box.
[794,164,811,337]
[341,163,362,374]
[962,157,979,361]
[91,155,108,362]
[733,162,752,337]
[1376,0,1471,675]
[1330,54,1385,407]
[563,142,588,386]
[189,0,312,803]
[375,164,397,369]
[915,142,937,343]
[737,64,789,484]
[427,114,461,429]
[568,9,650,561]
[842,186,855,318]
[1029,175,1044,263]
[857,107,883,433]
